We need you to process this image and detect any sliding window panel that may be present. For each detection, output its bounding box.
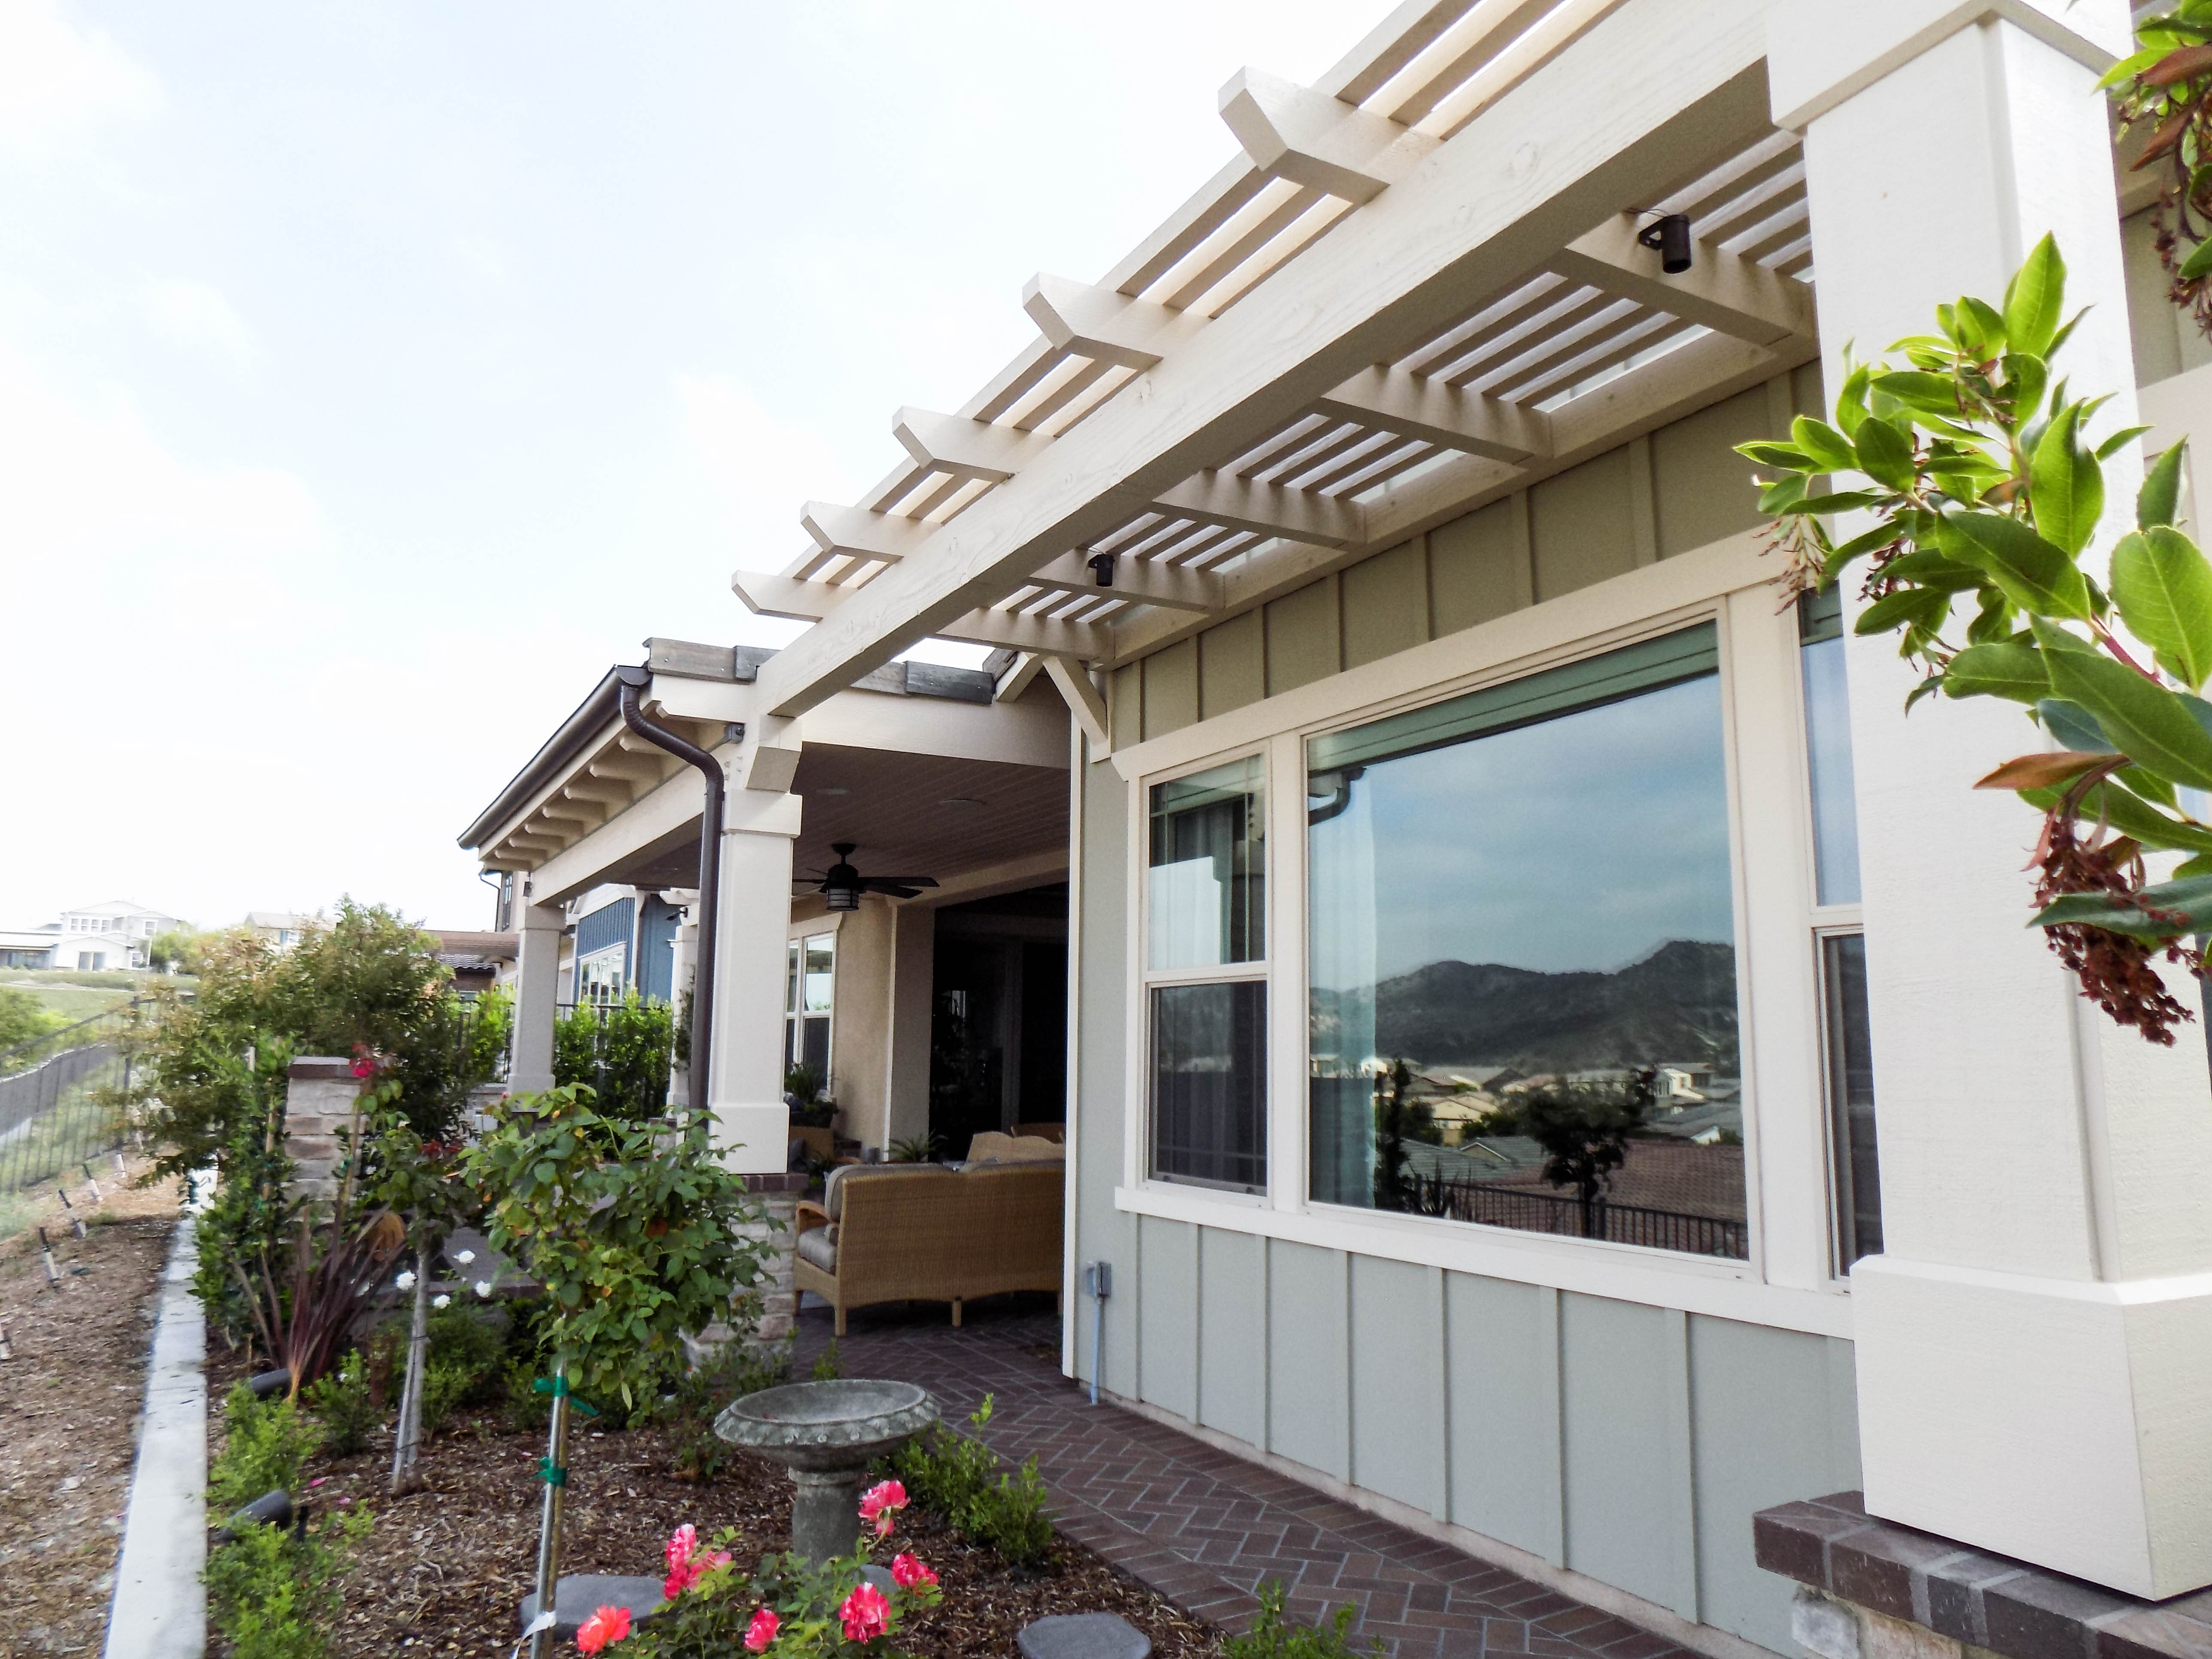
[1152,980,1267,1191]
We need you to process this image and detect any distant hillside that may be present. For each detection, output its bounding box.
[1311,939,1738,1073]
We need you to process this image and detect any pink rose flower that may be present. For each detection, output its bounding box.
[744,1606,781,1653]
[576,1604,632,1653]
[839,1581,890,1643]
[857,1478,908,1537]
[891,1552,937,1589]
[665,1524,698,1572]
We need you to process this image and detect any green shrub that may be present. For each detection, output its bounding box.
[811,1340,841,1382]
[501,1358,552,1434]
[554,994,675,1120]
[211,1383,323,1513]
[419,1363,478,1435]
[206,1510,374,1659]
[885,1395,1054,1569]
[302,1352,380,1457]
[411,1305,506,1434]
[1225,1581,1380,1659]
[665,1339,793,1480]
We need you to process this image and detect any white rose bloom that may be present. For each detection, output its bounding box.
[453,1250,476,1266]
[474,1279,494,1299]
[432,1294,452,1310]
[395,1270,417,1291]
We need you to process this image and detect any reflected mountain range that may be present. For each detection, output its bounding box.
[1311,939,1738,1073]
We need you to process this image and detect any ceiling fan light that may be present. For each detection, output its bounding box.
[823,882,861,912]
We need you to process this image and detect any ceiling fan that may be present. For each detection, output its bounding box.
[799,843,939,912]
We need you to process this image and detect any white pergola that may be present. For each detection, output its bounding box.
[733,0,1815,733]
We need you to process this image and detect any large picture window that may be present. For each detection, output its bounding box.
[1147,757,1267,1190]
[1307,624,1747,1257]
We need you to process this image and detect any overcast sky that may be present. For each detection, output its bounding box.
[1,0,1364,933]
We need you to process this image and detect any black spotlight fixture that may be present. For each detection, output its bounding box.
[804,844,940,913]
[1637,211,1693,275]
[1086,552,1117,588]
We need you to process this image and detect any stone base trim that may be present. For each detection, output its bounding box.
[1754,1492,2212,1659]
[1105,1389,1787,1659]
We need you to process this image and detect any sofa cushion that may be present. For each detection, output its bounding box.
[823,1161,941,1221]
[795,1225,840,1274]
[963,1132,1066,1167]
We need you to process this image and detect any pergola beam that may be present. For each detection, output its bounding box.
[1021,274,1200,371]
[1548,213,1814,346]
[893,407,1049,484]
[1218,66,1436,202]
[795,501,934,571]
[1151,473,1364,549]
[753,0,1774,718]
[1311,365,1553,460]
[1029,551,1221,612]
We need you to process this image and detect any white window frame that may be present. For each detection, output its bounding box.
[1107,532,1853,1339]
[784,916,842,1090]
[1134,750,1273,1196]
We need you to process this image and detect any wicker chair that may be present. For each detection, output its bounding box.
[792,1163,1063,1336]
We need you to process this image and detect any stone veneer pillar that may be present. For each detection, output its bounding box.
[1777,0,2212,1598]
[283,1055,365,1203]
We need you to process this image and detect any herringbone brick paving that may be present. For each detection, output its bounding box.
[790,1295,1697,1659]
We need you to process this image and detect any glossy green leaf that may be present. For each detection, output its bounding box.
[2032,873,2212,939]
[2038,696,2115,751]
[2111,526,2212,689]
[1740,441,1811,471]
[1885,547,1989,589]
[1945,642,2048,702]
[1790,416,1859,472]
[1856,586,1951,636]
[2002,235,2066,359]
[2183,237,2212,282]
[1942,509,2091,618]
[2139,442,2189,529]
[2042,636,2212,789]
[2024,778,2212,854]
[2097,425,2153,461]
[1835,363,1871,438]
[1875,371,1966,416]
[2029,403,2103,557]
[1780,489,1890,517]
[1759,474,1809,514]
[1854,417,1917,492]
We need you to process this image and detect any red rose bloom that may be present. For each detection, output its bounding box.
[575,1604,632,1653]
[839,1582,891,1643]
[891,1553,938,1589]
[744,1606,781,1653]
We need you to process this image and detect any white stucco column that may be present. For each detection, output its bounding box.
[507,896,564,1094]
[1780,1,2212,1598]
[660,887,699,1109]
[707,788,802,1172]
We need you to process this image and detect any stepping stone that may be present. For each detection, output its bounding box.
[518,1573,665,1639]
[1018,1612,1152,1659]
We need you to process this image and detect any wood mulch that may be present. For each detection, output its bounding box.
[0,1163,181,1659]
[198,1344,1221,1659]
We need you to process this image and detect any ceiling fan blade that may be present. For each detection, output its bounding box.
[875,884,924,899]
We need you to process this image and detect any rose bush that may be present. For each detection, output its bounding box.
[593,1482,941,1656]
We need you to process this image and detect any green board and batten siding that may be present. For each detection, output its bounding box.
[1110,368,1820,745]
[1077,363,1861,1655]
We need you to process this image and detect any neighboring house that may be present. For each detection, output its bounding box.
[0,927,62,969]
[51,900,179,966]
[465,6,2212,1657]
[245,911,314,949]
[428,930,517,999]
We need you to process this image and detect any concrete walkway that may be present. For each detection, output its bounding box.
[104,1215,206,1659]
[792,1297,1697,1659]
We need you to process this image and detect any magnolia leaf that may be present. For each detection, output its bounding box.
[2098,425,2154,461]
[1855,586,1949,637]
[2033,873,2212,939]
[1789,415,1858,473]
[2110,526,2212,690]
[2139,441,2189,529]
[1942,509,2091,618]
[2002,235,2066,358]
[2029,403,2104,557]
[1975,750,2121,790]
[1853,417,1917,492]
[2043,638,2212,789]
[1936,643,2047,702]
[2039,696,2116,751]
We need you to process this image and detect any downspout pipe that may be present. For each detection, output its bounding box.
[614,666,722,1117]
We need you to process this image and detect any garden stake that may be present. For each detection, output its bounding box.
[390,1243,432,1493]
[0,1324,13,1361]
[57,1188,85,1240]
[82,1163,100,1204]
[36,1229,61,1289]
[527,1364,574,1659]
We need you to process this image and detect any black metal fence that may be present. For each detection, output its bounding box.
[1411,1173,1748,1259]
[0,1002,145,1197]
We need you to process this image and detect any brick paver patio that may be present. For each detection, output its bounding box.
[789,1294,1698,1659]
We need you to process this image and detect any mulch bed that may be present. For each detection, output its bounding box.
[0,1165,181,1659]
[202,1342,1221,1659]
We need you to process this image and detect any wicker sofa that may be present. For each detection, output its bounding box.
[792,1156,1063,1335]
